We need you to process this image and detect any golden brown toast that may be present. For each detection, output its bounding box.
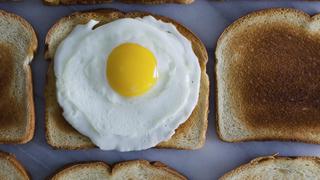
[216,8,320,143]
[45,9,209,150]
[43,0,193,5]
[0,10,37,144]
[220,156,320,179]
[50,160,186,180]
[0,151,30,180]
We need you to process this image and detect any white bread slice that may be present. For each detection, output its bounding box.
[50,160,186,180]
[216,8,320,143]
[220,156,320,180]
[44,9,209,150]
[0,10,37,143]
[0,151,30,180]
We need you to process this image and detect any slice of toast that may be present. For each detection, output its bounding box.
[216,8,320,143]
[43,0,193,5]
[0,151,30,180]
[43,0,112,5]
[0,10,37,144]
[45,9,209,150]
[50,160,186,180]
[220,156,320,180]
[120,0,194,4]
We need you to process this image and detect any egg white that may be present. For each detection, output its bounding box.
[54,16,201,151]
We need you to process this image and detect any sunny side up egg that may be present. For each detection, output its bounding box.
[107,43,158,97]
[54,16,201,151]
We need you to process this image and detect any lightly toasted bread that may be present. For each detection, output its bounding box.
[50,160,186,180]
[0,151,30,180]
[216,8,320,143]
[43,0,193,5]
[0,10,37,144]
[220,155,320,180]
[45,9,209,150]
[120,0,193,4]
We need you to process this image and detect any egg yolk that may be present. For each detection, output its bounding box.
[107,43,158,97]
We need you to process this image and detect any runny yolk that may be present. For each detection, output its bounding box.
[107,43,158,97]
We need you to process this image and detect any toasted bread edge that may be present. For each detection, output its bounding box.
[0,151,30,179]
[220,155,320,180]
[50,160,187,180]
[43,0,193,5]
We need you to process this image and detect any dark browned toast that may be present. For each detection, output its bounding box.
[0,10,37,144]
[216,8,320,143]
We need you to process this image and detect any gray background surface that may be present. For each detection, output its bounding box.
[1,1,320,179]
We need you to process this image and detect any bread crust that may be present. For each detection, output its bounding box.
[216,8,320,144]
[120,0,194,4]
[43,0,112,5]
[43,0,193,5]
[0,151,30,180]
[45,9,209,150]
[0,10,37,144]
[50,160,186,180]
[220,155,320,180]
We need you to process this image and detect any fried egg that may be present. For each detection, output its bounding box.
[54,16,200,151]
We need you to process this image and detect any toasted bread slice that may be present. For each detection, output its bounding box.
[43,0,112,5]
[43,0,193,5]
[50,160,186,180]
[45,9,209,150]
[120,0,194,4]
[220,156,320,180]
[0,151,30,180]
[216,8,320,143]
[0,10,37,144]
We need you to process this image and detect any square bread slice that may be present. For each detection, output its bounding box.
[220,156,320,179]
[43,0,193,5]
[0,151,30,180]
[0,10,37,144]
[45,9,209,150]
[216,8,320,143]
[50,160,186,180]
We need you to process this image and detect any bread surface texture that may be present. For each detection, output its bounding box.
[0,151,30,180]
[216,8,320,143]
[120,0,193,4]
[45,9,209,150]
[43,0,193,5]
[50,160,186,180]
[0,10,37,144]
[220,156,320,180]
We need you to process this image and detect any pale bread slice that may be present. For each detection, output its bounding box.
[216,8,320,143]
[45,9,209,150]
[43,0,193,5]
[220,156,320,180]
[0,10,37,143]
[0,151,30,180]
[50,160,186,180]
